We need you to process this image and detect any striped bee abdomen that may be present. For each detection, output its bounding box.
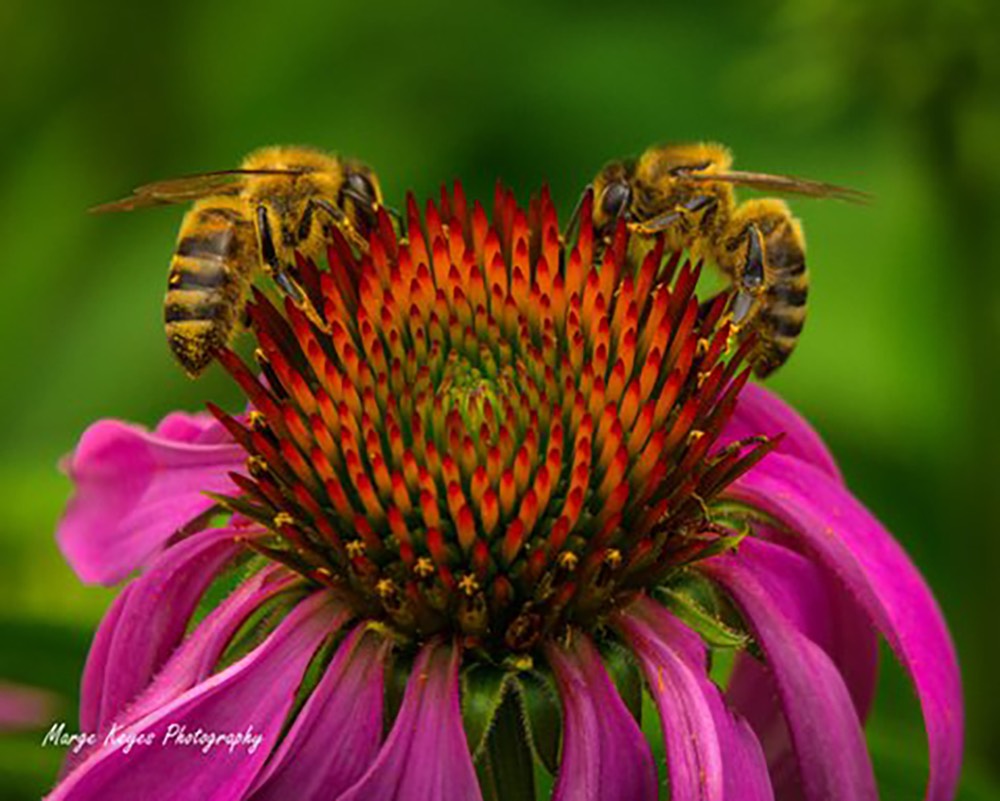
[165,219,247,377]
[753,234,808,378]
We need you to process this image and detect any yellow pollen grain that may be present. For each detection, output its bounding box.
[346,540,366,558]
[273,512,295,527]
[687,430,705,445]
[247,456,268,473]
[458,574,480,596]
[557,552,579,572]
[376,579,396,598]
[414,557,434,578]
[604,549,622,569]
[248,411,268,430]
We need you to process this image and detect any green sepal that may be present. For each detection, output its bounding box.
[515,668,562,775]
[599,638,643,727]
[476,687,537,801]
[461,662,514,759]
[656,571,751,650]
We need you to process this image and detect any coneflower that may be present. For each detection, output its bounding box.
[52,184,962,800]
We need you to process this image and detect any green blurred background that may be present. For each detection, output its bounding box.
[1,0,997,797]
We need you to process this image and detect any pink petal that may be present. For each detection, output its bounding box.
[153,412,234,444]
[78,584,134,733]
[57,416,245,585]
[704,556,878,801]
[120,566,301,728]
[69,566,296,774]
[729,537,879,719]
[723,538,877,797]
[546,633,658,801]
[249,625,389,800]
[729,454,964,801]
[724,655,802,798]
[707,695,774,801]
[80,528,249,736]
[617,596,774,800]
[615,599,726,801]
[719,383,842,482]
[336,639,481,801]
[48,591,339,801]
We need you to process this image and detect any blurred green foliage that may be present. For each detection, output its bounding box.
[0,0,997,797]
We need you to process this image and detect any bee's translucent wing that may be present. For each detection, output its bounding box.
[89,168,313,213]
[684,169,871,204]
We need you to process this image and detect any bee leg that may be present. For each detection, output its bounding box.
[256,204,330,332]
[312,197,370,254]
[631,195,717,236]
[731,223,766,325]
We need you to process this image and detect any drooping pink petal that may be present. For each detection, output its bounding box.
[0,681,56,731]
[78,583,134,733]
[545,632,658,801]
[335,639,481,801]
[119,566,302,728]
[719,382,841,482]
[616,596,774,800]
[250,625,388,800]
[80,527,250,735]
[68,566,297,774]
[48,591,339,801]
[729,537,879,718]
[728,454,964,801]
[615,598,726,801]
[723,537,876,798]
[706,692,775,801]
[57,415,245,585]
[704,556,878,801]
[725,653,800,797]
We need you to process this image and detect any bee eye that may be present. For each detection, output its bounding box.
[600,182,631,219]
[344,172,379,209]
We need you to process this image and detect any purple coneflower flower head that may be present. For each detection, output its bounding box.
[52,184,963,800]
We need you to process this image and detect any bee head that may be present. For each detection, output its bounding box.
[590,160,634,238]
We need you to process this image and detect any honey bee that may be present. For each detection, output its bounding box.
[91,146,384,376]
[578,142,868,376]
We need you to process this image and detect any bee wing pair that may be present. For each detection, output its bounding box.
[89,168,315,214]
[680,168,872,204]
